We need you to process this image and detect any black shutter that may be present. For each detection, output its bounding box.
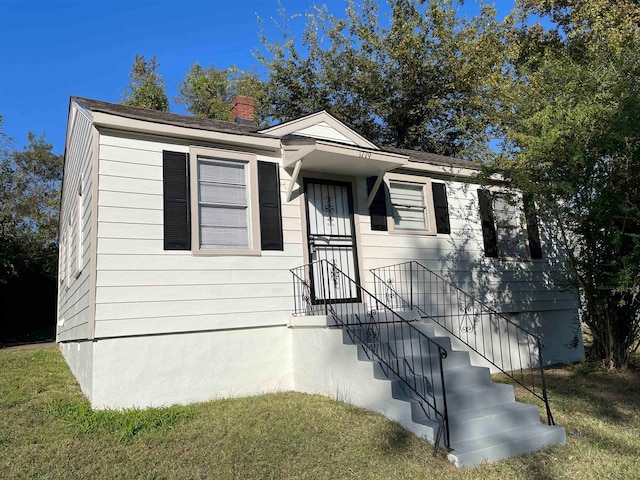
[431,182,451,234]
[163,151,191,250]
[367,176,388,231]
[523,195,543,259]
[478,189,498,258]
[258,161,283,250]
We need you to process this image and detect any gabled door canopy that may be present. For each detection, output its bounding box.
[264,110,408,202]
[282,137,408,202]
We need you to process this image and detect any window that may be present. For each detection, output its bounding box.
[75,177,83,277]
[367,174,450,234]
[478,189,542,259]
[59,234,66,287]
[385,173,438,235]
[191,148,260,255]
[390,180,429,230]
[493,193,528,258]
[197,159,252,250]
[161,148,283,255]
[66,220,72,286]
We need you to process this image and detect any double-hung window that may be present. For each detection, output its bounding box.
[492,193,528,258]
[389,180,428,230]
[478,189,543,259]
[190,147,261,255]
[198,160,249,249]
[385,173,438,235]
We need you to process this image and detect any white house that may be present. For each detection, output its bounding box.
[57,96,583,467]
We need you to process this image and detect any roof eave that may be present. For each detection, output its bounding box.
[91,111,281,152]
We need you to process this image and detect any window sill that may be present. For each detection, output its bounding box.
[388,228,437,236]
[192,248,261,257]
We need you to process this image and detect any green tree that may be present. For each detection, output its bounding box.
[175,63,266,124]
[257,0,504,157]
[0,130,62,342]
[493,0,640,369]
[122,54,169,111]
[0,116,17,283]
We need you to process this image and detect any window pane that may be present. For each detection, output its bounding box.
[390,181,424,207]
[198,160,246,185]
[200,226,249,248]
[395,207,426,230]
[199,183,247,206]
[200,205,247,228]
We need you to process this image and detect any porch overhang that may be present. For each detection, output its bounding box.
[283,139,408,176]
[282,139,409,202]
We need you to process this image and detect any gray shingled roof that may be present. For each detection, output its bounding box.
[381,146,480,170]
[72,97,276,139]
[72,97,478,170]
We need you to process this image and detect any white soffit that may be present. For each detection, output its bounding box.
[260,111,379,150]
[283,140,408,177]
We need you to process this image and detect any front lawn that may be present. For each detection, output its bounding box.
[0,344,638,479]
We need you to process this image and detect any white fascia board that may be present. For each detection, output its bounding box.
[260,111,379,150]
[91,112,281,152]
[398,161,483,179]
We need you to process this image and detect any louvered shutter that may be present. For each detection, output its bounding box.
[432,182,451,234]
[258,161,283,250]
[523,195,543,259]
[163,151,191,250]
[367,176,388,231]
[478,189,498,258]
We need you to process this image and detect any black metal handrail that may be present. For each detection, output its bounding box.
[370,261,555,426]
[291,260,450,454]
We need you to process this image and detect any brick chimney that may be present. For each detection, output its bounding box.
[230,96,255,125]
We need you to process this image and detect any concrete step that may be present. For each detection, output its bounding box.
[337,304,565,467]
[447,402,543,443]
[368,348,471,379]
[389,363,492,399]
[444,365,492,388]
[410,382,515,417]
[448,423,566,468]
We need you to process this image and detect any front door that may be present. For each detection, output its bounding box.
[304,179,360,303]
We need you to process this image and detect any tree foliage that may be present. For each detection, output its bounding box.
[0,128,62,342]
[176,63,267,124]
[122,54,169,111]
[257,0,504,157]
[493,0,640,369]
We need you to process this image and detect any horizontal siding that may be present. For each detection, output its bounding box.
[57,106,94,342]
[354,177,578,315]
[93,311,290,338]
[95,131,304,337]
[94,128,577,342]
[96,283,290,303]
[96,269,297,287]
[95,296,290,321]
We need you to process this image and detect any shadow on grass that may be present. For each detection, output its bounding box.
[376,421,413,454]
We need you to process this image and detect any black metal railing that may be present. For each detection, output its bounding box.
[370,261,555,426]
[291,260,450,454]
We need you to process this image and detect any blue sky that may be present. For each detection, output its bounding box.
[0,0,509,155]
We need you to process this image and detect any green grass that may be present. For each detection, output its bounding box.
[1,345,639,479]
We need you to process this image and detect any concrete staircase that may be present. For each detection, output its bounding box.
[343,312,566,467]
